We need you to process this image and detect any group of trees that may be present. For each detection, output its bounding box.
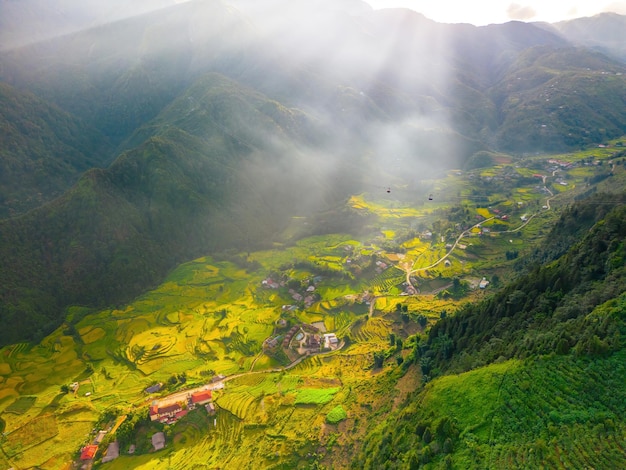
[421,198,626,375]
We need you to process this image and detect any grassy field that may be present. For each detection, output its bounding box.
[0,149,619,468]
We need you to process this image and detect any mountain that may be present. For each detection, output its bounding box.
[1,3,625,151]
[0,81,113,217]
[538,13,626,63]
[0,0,183,50]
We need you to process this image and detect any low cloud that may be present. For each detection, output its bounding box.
[506,3,538,21]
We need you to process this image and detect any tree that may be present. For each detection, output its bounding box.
[60,384,70,394]
[422,427,432,444]
[389,333,396,347]
[373,352,384,368]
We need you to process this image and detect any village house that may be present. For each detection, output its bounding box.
[152,432,166,451]
[94,430,107,444]
[263,336,280,350]
[261,278,280,289]
[190,390,212,408]
[80,444,98,461]
[149,402,184,422]
[145,383,163,394]
[323,333,339,350]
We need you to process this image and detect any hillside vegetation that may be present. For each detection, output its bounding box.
[0,73,347,346]
[355,194,626,469]
[0,82,113,217]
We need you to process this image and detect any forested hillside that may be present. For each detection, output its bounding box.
[0,82,112,217]
[355,194,626,469]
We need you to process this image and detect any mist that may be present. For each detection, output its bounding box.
[1,0,620,250]
[0,0,192,50]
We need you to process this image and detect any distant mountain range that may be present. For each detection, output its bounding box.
[0,0,625,344]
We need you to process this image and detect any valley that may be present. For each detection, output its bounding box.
[0,143,623,469]
[1,3,626,468]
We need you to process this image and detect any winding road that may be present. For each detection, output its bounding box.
[377,173,559,302]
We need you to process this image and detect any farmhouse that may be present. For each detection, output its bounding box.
[323,333,339,350]
[149,402,184,422]
[190,390,212,406]
[263,336,280,350]
[479,277,490,289]
[145,383,163,394]
[80,444,98,461]
[152,432,166,451]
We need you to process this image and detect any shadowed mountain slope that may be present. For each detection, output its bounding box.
[0,81,113,217]
[0,72,364,346]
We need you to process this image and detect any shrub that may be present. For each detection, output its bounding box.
[326,405,347,424]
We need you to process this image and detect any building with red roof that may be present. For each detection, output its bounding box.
[191,390,212,406]
[80,444,98,460]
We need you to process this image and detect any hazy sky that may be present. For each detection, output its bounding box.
[364,0,626,25]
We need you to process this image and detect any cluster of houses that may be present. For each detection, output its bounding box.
[262,275,321,308]
[149,389,214,424]
[263,322,341,358]
[79,422,121,465]
[78,387,218,463]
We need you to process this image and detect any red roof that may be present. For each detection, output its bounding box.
[81,444,98,460]
[191,390,212,404]
[175,409,188,419]
[149,404,159,416]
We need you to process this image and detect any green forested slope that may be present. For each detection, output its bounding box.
[0,81,113,217]
[354,196,626,469]
[355,351,626,469]
[426,196,626,369]
[491,47,626,151]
